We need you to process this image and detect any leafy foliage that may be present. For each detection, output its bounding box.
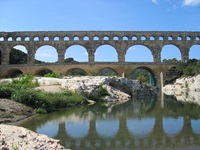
[98,82,108,97]
[44,72,60,78]
[176,59,200,76]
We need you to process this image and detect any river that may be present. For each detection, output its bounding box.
[17,93,200,150]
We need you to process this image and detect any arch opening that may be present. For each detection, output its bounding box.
[10,45,28,64]
[66,68,87,76]
[161,44,181,62]
[0,49,1,65]
[54,36,59,41]
[113,36,119,40]
[128,67,156,86]
[150,36,155,40]
[16,37,21,41]
[44,37,49,41]
[98,68,118,76]
[65,45,88,62]
[141,36,146,41]
[123,36,128,40]
[0,37,4,41]
[126,45,153,62]
[95,45,118,62]
[163,117,183,136]
[132,36,137,40]
[7,69,23,78]
[35,69,53,76]
[8,37,13,41]
[83,36,89,41]
[103,36,109,40]
[93,36,99,40]
[34,37,39,41]
[73,36,79,41]
[64,36,69,41]
[35,45,58,63]
[25,37,30,41]
[189,45,200,60]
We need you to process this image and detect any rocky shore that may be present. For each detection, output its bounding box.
[0,99,34,124]
[0,124,68,150]
[162,74,200,105]
[0,76,157,150]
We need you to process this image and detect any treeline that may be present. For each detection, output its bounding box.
[163,58,200,76]
[176,59,200,76]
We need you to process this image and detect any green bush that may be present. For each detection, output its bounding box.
[44,72,60,78]
[0,83,14,98]
[11,88,86,113]
[98,82,108,97]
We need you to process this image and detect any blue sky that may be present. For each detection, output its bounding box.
[0,0,200,62]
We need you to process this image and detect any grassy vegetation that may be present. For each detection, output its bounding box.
[0,75,86,113]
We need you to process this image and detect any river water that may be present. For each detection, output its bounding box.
[17,93,200,150]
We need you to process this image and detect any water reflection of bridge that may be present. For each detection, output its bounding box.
[33,98,200,150]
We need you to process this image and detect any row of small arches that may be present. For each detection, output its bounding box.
[1,35,200,42]
[36,117,200,139]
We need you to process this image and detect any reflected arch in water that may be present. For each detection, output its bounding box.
[163,117,183,136]
[191,119,200,134]
[36,122,59,138]
[96,119,119,138]
[127,117,155,137]
[65,121,89,138]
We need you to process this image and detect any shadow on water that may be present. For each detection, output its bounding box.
[17,94,200,150]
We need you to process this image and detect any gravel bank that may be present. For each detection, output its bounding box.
[0,124,68,150]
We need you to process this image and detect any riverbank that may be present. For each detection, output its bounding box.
[0,124,68,150]
[162,74,200,105]
[0,99,34,124]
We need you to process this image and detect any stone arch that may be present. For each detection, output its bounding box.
[189,44,200,59]
[16,37,22,41]
[191,119,200,134]
[93,36,99,40]
[113,36,119,40]
[24,37,30,41]
[35,68,53,76]
[95,44,118,62]
[83,36,89,41]
[103,36,109,40]
[35,45,58,63]
[0,37,4,41]
[34,36,39,41]
[10,45,28,64]
[73,36,79,41]
[36,122,59,138]
[8,37,13,41]
[7,69,23,78]
[98,67,118,76]
[125,45,153,62]
[163,117,183,136]
[65,45,88,62]
[128,67,156,86]
[127,117,155,137]
[96,119,119,138]
[161,44,181,62]
[44,36,49,41]
[66,68,87,76]
[65,120,89,138]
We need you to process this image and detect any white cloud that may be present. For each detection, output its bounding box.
[183,0,200,6]
[152,0,158,4]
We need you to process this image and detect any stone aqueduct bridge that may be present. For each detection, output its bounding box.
[0,31,200,86]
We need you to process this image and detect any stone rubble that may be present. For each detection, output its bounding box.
[37,76,142,102]
[0,124,68,150]
[162,74,200,105]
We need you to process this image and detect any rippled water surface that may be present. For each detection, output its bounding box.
[17,94,200,150]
